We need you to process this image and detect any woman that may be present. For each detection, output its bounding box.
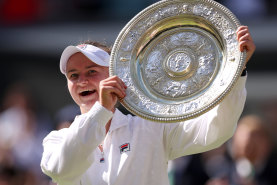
[41,26,255,185]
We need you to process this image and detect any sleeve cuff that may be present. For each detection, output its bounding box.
[86,101,114,126]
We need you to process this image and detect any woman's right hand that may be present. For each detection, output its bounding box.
[99,75,127,112]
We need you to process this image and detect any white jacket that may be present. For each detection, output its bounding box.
[41,77,247,185]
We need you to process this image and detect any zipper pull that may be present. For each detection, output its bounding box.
[100,151,105,163]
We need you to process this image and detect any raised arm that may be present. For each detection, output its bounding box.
[165,25,255,160]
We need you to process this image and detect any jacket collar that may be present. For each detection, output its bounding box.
[109,108,129,132]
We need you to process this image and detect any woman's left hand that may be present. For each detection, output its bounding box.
[236,25,256,64]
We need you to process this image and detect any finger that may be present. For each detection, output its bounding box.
[237,31,253,42]
[236,25,249,34]
[239,40,250,52]
[237,29,253,42]
[110,75,127,89]
[106,76,126,91]
[238,33,251,43]
[100,81,125,93]
[103,85,126,99]
[109,77,126,90]
[239,40,255,52]
[236,25,248,32]
[100,80,126,97]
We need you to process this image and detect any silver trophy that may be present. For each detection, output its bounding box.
[110,0,246,123]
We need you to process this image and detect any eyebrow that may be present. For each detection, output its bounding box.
[67,64,97,73]
[67,69,77,74]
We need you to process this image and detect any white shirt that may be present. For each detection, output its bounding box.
[41,77,247,185]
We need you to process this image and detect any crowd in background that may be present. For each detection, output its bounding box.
[0,0,276,25]
[0,0,277,184]
[0,82,80,185]
[169,110,277,185]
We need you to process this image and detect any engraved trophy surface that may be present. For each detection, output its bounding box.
[110,0,246,123]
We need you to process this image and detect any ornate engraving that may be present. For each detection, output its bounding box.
[193,4,213,17]
[142,30,218,99]
[110,0,245,122]
[167,52,191,73]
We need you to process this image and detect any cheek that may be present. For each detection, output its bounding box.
[101,70,109,79]
[102,67,109,77]
[67,81,75,96]
[93,72,109,85]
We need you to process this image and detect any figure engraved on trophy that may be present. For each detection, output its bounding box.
[170,32,199,46]
[198,54,216,75]
[167,52,191,73]
[182,4,189,12]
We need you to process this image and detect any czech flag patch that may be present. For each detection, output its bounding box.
[119,143,130,154]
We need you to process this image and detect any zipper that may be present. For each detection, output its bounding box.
[99,144,105,163]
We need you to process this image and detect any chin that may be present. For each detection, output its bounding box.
[78,102,94,113]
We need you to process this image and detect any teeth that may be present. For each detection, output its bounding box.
[79,89,93,93]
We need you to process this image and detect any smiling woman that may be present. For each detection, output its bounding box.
[57,41,127,115]
[40,16,254,184]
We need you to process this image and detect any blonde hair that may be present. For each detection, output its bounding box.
[82,40,112,55]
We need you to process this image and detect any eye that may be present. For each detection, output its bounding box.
[68,73,78,80]
[88,69,96,75]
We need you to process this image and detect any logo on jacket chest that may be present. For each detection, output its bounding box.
[119,143,130,154]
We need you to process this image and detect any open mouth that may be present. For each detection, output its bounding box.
[79,90,96,96]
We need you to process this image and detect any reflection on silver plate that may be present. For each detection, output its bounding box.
[110,0,246,123]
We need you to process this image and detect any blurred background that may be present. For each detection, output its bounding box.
[0,0,276,184]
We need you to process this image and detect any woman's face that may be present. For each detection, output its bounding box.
[66,52,109,113]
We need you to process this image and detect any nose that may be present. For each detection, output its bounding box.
[77,75,89,86]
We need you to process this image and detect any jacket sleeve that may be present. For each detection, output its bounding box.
[40,101,113,184]
[164,76,247,160]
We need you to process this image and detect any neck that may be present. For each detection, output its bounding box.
[80,105,90,114]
